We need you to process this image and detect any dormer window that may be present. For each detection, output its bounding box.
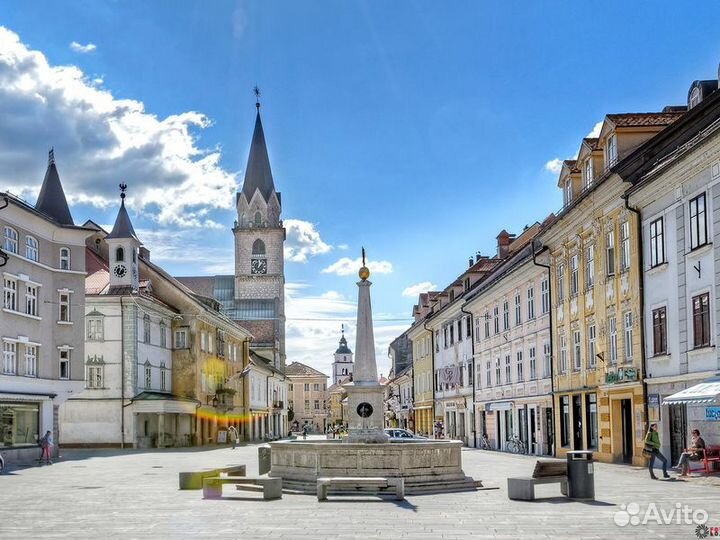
[689,86,701,109]
[116,247,124,262]
[583,159,594,189]
[564,179,573,206]
[605,134,618,168]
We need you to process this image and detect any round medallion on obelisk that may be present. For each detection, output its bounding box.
[357,402,373,418]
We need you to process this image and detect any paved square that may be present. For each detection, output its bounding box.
[1,439,718,539]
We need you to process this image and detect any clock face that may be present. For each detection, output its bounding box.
[357,402,373,418]
[113,264,127,278]
[251,258,267,275]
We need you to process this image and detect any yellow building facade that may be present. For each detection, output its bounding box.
[408,312,435,437]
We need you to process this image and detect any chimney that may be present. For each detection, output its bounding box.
[468,257,474,268]
[496,230,515,258]
[139,246,150,261]
[475,251,482,263]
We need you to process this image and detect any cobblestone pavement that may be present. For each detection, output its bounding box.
[1,437,718,539]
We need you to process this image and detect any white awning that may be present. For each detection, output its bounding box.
[663,379,720,405]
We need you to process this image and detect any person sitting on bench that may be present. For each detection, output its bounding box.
[676,429,706,477]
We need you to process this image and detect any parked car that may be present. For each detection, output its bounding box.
[384,428,427,441]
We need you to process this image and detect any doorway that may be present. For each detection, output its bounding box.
[669,405,687,465]
[529,406,537,455]
[545,408,554,455]
[620,399,633,463]
[518,406,528,448]
[572,395,583,450]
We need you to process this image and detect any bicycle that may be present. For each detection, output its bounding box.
[479,434,492,450]
[506,435,527,454]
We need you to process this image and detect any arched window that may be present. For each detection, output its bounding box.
[60,248,71,270]
[25,236,38,261]
[252,239,266,255]
[254,212,262,226]
[3,227,17,254]
[116,247,124,262]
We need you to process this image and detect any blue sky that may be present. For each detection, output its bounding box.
[2,1,720,377]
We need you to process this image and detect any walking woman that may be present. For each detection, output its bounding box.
[644,423,669,479]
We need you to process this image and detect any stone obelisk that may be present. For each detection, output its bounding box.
[343,249,389,443]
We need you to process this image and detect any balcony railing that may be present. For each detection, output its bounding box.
[272,400,284,409]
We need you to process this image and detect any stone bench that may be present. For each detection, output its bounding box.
[317,476,405,501]
[203,476,282,500]
[507,459,568,501]
[178,465,246,490]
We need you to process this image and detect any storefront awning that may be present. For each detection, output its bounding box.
[663,379,720,405]
[130,392,199,414]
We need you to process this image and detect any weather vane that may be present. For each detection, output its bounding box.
[119,183,128,200]
[362,247,366,267]
[254,85,261,110]
[48,147,55,165]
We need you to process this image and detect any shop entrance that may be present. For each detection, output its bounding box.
[669,404,687,465]
[621,399,633,463]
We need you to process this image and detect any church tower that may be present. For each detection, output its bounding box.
[106,184,141,292]
[233,94,286,370]
[331,326,354,385]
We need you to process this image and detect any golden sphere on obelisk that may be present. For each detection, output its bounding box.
[358,247,370,280]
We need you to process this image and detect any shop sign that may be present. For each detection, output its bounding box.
[444,401,456,411]
[606,367,637,384]
[648,394,661,408]
[439,366,459,384]
[705,407,720,421]
[486,401,513,412]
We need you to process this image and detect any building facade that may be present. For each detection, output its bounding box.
[286,361,329,432]
[408,292,438,437]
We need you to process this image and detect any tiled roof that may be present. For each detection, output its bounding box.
[563,159,578,171]
[607,112,684,128]
[175,276,216,299]
[286,361,327,378]
[582,137,599,149]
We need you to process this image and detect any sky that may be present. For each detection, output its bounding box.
[2,1,720,378]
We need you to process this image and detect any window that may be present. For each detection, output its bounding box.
[25,285,38,317]
[529,346,536,380]
[573,330,581,370]
[174,329,188,349]
[689,193,708,250]
[59,248,70,270]
[493,306,499,334]
[652,307,667,356]
[483,311,490,338]
[541,278,550,314]
[504,355,511,383]
[559,334,567,373]
[624,311,633,361]
[0,402,39,447]
[24,345,37,377]
[160,364,167,391]
[208,334,213,353]
[87,317,104,341]
[87,362,103,389]
[466,316,472,338]
[495,358,501,385]
[115,247,124,262]
[486,361,491,387]
[160,322,167,348]
[588,324,596,368]
[543,342,551,377]
[144,364,151,388]
[586,394,598,449]
[449,324,454,345]
[560,395,570,447]
[25,236,38,262]
[3,226,17,253]
[435,331,439,352]
[443,326,448,348]
[58,292,71,322]
[585,245,595,289]
[583,158,594,188]
[564,179,573,206]
[608,316,618,364]
[314,400,320,410]
[557,264,565,302]
[304,399,310,410]
[3,342,17,374]
[514,293,521,325]
[516,351,524,382]
[456,319,462,342]
[304,383,309,391]
[605,134,618,168]
[59,349,70,379]
[692,293,711,348]
[606,230,615,276]
[620,221,630,271]
[468,362,473,386]
[649,218,665,267]
[527,286,535,320]
[689,86,702,108]
[313,383,320,391]
[502,300,509,330]
[570,254,579,296]
[3,277,17,311]
[143,315,151,344]
[200,332,206,352]
[475,316,480,342]
[254,212,262,226]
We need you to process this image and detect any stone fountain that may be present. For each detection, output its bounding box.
[268,250,481,494]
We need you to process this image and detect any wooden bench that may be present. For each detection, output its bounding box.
[688,445,720,474]
[316,476,405,501]
[507,459,568,501]
[178,465,246,490]
[203,476,282,500]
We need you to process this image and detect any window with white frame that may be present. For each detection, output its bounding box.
[484,310,490,338]
[493,306,499,334]
[59,349,70,379]
[443,326,448,348]
[557,264,565,302]
[86,358,103,389]
[692,293,711,348]
[505,355,511,383]
[495,358,501,385]
[456,319,462,342]
[3,342,16,374]
[59,248,70,270]
[689,193,708,250]
[527,286,535,320]
[606,230,615,276]
[620,221,630,271]
[609,316,618,364]
[24,345,37,377]
[3,226,17,253]
[623,311,633,361]
[652,307,667,356]
[541,278,549,314]
[649,217,665,267]
[502,300,509,330]
[208,333,213,353]
[174,329,188,349]
[86,317,104,341]
[486,361,491,387]
[160,363,167,391]
[584,158,594,188]
[559,335,567,373]
[573,330,581,370]
[3,277,17,311]
[514,293,521,325]
[605,134,618,168]
[570,254,579,296]
[144,363,152,388]
[586,245,595,289]
[475,316,480,342]
[160,322,167,348]
[466,316,472,339]
[689,86,701,108]
[516,350,524,382]
[529,346,537,380]
[543,342,551,377]
[25,236,38,262]
[25,285,38,317]
[200,332,206,352]
[58,292,70,322]
[588,324,596,368]
[143,314,151,344]
[564,179,573,206]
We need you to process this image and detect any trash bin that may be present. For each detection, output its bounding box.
[258,445,271,475]
[566,450,594,500]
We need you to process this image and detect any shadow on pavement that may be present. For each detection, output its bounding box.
[537,496,617,506]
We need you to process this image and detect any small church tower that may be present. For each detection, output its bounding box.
[105,184,141,292]
[331,326,354,385]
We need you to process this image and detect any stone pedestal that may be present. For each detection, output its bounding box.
[344,383,388,443]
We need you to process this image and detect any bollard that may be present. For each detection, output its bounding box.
[258,445,271,475]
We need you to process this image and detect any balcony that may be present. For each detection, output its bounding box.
[272,400,284,409]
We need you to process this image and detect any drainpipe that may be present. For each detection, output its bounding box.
[120,297,125,449]
[460,303,477,447]
[532,242,555,456]
[623,194,650,436]
[423,319,436,438]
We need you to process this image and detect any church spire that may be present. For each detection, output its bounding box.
[35,148,74,226]
[106,184,140,242]
[241,89,277,204]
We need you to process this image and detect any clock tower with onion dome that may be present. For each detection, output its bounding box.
[233,92,286,370]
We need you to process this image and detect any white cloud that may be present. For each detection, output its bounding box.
[321,256,393,276]
[284,219,332,263]
[544,158,563,174]
[0,27,237,229]
[401,281,437,298]
[69,41,97,53]
[337,244,349,250]
[586,121,603,138]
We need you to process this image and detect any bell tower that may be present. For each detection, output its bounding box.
[332,326,354,385]
[106,184,141,291]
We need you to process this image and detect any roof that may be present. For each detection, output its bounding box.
[606,112,684,128]
[175,276,216,299]
[240,111,276,203]
[35,153,74,226]
[106,197,140,242]
[335,334,352,354]
[285,361,327,379]
[582,137,598,149]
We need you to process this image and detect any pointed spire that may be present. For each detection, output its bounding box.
[106,183,140,242]
[335,323,352,354]
[241,93,276,203]
[35,148,74,225]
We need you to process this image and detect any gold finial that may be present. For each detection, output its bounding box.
[358,246,370,280]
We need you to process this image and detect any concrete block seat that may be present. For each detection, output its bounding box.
[178,465,246,490]
[507,460,568,501]
[317,476,405,501]
[203,476,282,500]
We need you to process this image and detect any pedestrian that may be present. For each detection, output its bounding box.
[676,429,706,477]
[644,423,669,479]
[302,424,308,440]
[39,430,52,465]
[227,426,239,449]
